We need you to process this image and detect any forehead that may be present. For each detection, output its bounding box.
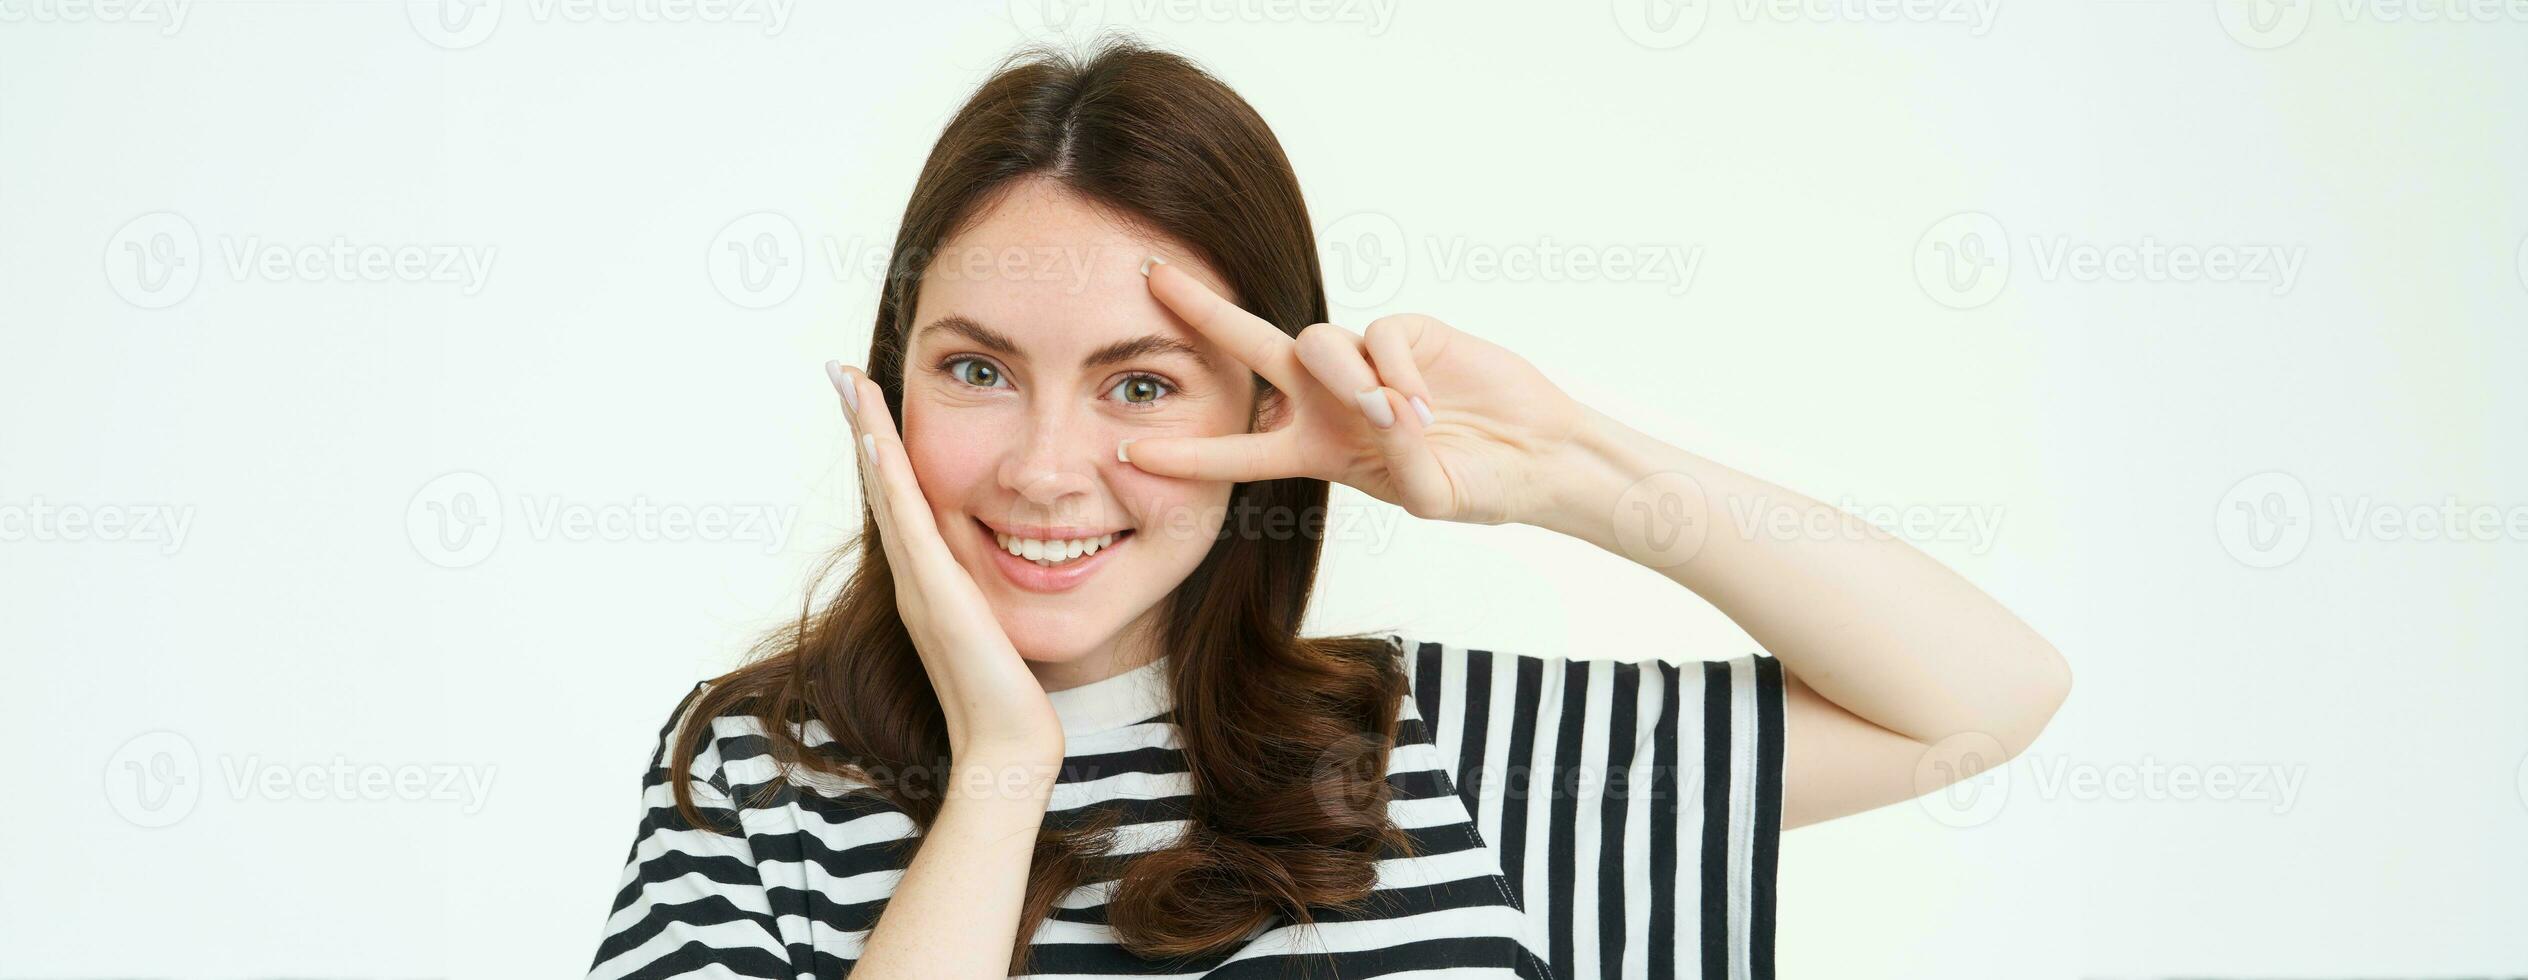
[908,180,1233,359]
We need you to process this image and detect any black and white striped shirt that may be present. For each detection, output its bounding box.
[588,634,1786,979]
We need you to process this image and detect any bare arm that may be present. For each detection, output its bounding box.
[852,752,1058,977]
[1120,263,2067,831]
[1529,403,2073,829]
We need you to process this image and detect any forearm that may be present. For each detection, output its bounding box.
[853,753,1058,978]
[1529,403,2071,752]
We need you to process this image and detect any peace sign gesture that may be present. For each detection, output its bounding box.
[1124,257,1590,528]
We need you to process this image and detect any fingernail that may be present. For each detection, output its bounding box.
[1139,255,1165,277]
[860,432,876,465]
[1355,388,1395,429]
[1410,395,1433,427]
[1117,438,1135,463]
[828,362,861,414]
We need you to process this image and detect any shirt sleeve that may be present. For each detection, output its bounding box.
[1398,633,1787,980]
[586,681,795,980]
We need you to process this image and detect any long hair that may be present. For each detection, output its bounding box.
[664,36,1412,975]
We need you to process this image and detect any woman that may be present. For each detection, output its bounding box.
[588,37,2069,980]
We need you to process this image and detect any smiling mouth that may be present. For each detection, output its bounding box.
[977,519,1137,568]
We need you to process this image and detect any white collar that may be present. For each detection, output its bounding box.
[1044,655,1173,738]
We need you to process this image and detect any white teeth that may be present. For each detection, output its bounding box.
[992,530,1121,567]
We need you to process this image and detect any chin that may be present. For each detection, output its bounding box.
[1005,627,1111,665]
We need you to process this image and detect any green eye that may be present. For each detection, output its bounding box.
[1112,374,1173,407]
[946,358,1004,388]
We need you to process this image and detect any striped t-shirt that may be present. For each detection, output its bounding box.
[588,634,1786,979]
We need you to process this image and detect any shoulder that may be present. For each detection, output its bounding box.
[644,679,878,809]
[1385,630,1785,735]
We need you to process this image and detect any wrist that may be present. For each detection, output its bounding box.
[1526,403,1648,545]
[945,749,1064,803]
[1527,403,1715,572]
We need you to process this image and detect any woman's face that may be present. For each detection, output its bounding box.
[899,179,1256,684]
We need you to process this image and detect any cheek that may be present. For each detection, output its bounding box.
[901,406,1008,509]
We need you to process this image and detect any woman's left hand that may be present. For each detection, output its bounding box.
[1124,258,1589,526]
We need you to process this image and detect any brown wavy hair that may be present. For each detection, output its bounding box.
[663,35,1413,975]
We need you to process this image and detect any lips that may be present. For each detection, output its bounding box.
[974,517,1135,594]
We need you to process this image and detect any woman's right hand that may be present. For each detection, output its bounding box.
[826,360,1065,769]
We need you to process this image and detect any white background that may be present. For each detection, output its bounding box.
[4,1,2524,977]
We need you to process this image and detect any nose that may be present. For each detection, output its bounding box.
[999,406,1101,514]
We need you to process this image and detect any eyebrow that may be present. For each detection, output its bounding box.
[915,315,1215,373]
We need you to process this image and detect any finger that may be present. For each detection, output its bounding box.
[1119,429,1314,483]
[1292,322,1391,428]
[1287,324,1457,517]
[1361,314,1438,427]
[1142,257,1307,395]
[1355,386,1459,518]
[824,359,862,421]
[829,364,909,570]
[846,372,962,576]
